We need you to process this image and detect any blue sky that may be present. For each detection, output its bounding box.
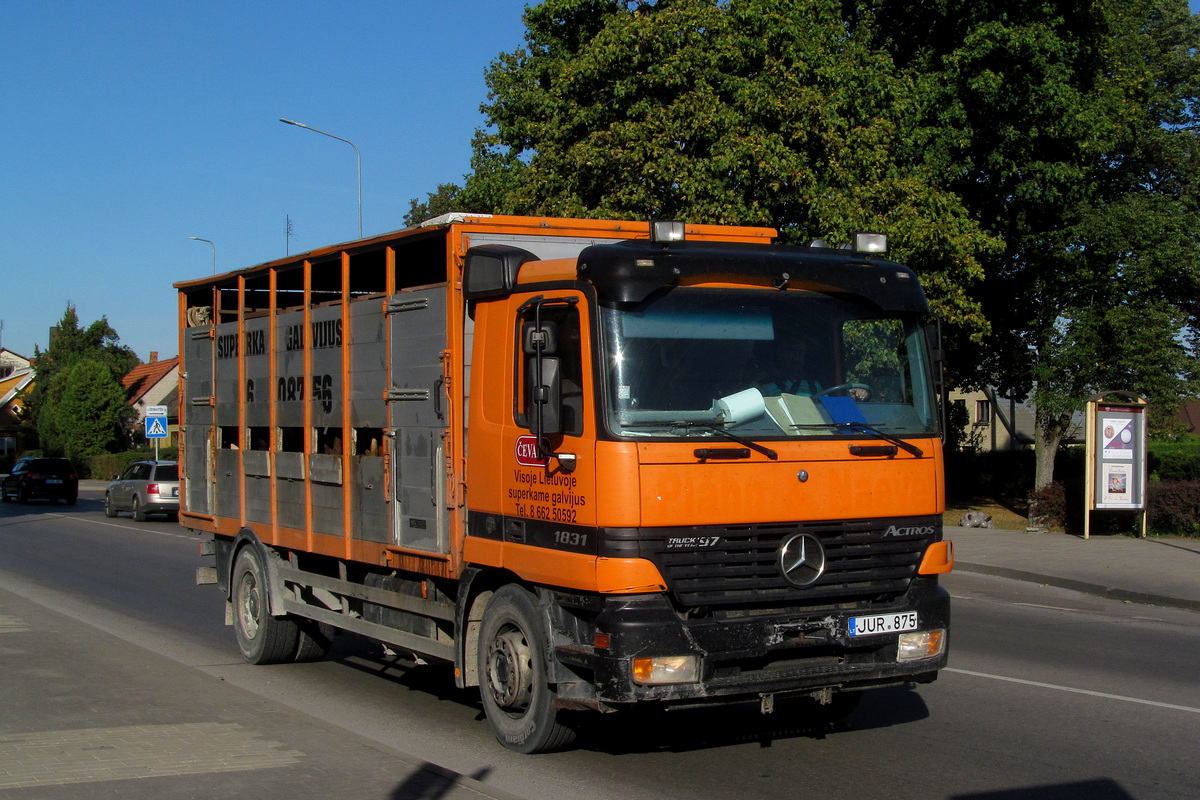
[1,1,530,362]
[3,1,1198,364]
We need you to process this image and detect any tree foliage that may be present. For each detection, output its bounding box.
[20,304,139,457]
[53,360,133,464]
[412,0,1200,488]
[890,0,1200,486]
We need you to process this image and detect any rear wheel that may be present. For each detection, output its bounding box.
[105,493,118,517]
[478,585,576,753]
[231,547,298,665]
[132,496,147,521]
[293,619,334,662]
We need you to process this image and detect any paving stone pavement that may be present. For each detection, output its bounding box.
[0,588,520,800]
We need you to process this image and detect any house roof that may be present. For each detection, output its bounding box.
[121,356,179,404]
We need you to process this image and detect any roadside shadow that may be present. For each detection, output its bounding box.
[330,637,478,707]
[390,763,492,800]
[576,685,930,755]
[328,641,931,755]
[1145,537,1200,558]
[952,778,1133,800]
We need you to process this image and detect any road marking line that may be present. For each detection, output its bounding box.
[0,722,303,788]
[45,513,192,539]
[1013,603,1085,612]
[946,667,1200,715]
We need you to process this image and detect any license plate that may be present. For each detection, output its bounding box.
[172,487,179,497]
[849,611,918,637]
[46,479,62,484]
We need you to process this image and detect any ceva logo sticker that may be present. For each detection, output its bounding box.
[515,435,547,466]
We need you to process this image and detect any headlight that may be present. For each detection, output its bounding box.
[898,629,946,661]
[632,655,700,685]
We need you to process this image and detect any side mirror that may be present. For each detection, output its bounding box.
[527,356,562,437]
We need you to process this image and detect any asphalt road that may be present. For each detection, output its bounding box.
[1,490,1198,799]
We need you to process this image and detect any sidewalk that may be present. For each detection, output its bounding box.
[946,524,1200,612]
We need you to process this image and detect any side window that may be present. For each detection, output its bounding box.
[516,303,584,437]
[121,464,139,481]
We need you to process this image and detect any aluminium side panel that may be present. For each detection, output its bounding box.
[310,305,344,535]
[351,299,389,542]
[184,325,214,515]
[214,321,240,428]
[243,317,271,427]
[389,288,448,552]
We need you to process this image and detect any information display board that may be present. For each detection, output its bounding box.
[1084,393,1148,538]
[1092,406,1145,509]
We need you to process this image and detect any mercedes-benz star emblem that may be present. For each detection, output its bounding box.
[778,533,826,587]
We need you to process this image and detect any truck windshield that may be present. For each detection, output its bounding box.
[600,288,937,441]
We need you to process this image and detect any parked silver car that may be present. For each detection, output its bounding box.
[105,460,180,520]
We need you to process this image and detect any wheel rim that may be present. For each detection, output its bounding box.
[237,570,261,640]
[487,625,534,713]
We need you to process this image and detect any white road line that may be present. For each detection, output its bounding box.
[1012,603,1085,612]
[45,513,193,539]
[946,667,1200,714]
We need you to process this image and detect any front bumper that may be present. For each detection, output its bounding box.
[551,578,949,708]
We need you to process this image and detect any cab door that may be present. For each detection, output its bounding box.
[500,292,598,545]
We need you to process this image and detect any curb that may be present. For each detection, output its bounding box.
[955,560,1200,613]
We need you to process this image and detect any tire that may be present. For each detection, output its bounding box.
[132,496,147,522]
[478,585,576,753]
[1,486,9,502]
[231,547,298,665]
[64,493,77,506]
[292,619,334,663]
[17,486,29,504]
[105,493,118,517]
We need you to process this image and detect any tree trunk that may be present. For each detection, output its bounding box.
[1032,409,1068,491]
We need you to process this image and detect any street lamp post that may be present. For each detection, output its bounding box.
[188,237,216,273]
[280,118,362,239]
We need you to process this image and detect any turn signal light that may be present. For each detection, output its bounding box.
[898,629,946,661]
[632,655,699,685]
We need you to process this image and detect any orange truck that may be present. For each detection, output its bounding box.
[181,214,952,753]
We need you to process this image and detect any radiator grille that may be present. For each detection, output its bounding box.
[641,519,936,608]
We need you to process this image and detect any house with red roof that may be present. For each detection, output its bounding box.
[121,351,180,447]
[0,348,34,458]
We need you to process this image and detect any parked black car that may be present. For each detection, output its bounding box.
[1,457,79,504]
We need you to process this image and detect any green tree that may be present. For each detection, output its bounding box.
[886,0,1200,488]
[458,0,995,334]
[53,360,134,463]
[20,304,140,456]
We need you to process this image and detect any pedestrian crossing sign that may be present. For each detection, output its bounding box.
[145,415,168,439]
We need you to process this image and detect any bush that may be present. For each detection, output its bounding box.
[1028,481,1068,531]
[87,447,177,482]
[1146,481,1200,537]
[943,449,1036,502]
[1148,441,1200,482]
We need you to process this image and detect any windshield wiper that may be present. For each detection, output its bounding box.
[619,418,779,460]
[833,421,924,457]
[689,422,779,461]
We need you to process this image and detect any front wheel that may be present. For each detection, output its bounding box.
[231,547,298,665]
[477,585,576,753]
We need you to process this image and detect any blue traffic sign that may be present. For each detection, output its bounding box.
[145,416,168,439]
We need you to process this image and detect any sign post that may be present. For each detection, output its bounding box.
[1083,391,1147,539]
[144,404,168,462]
